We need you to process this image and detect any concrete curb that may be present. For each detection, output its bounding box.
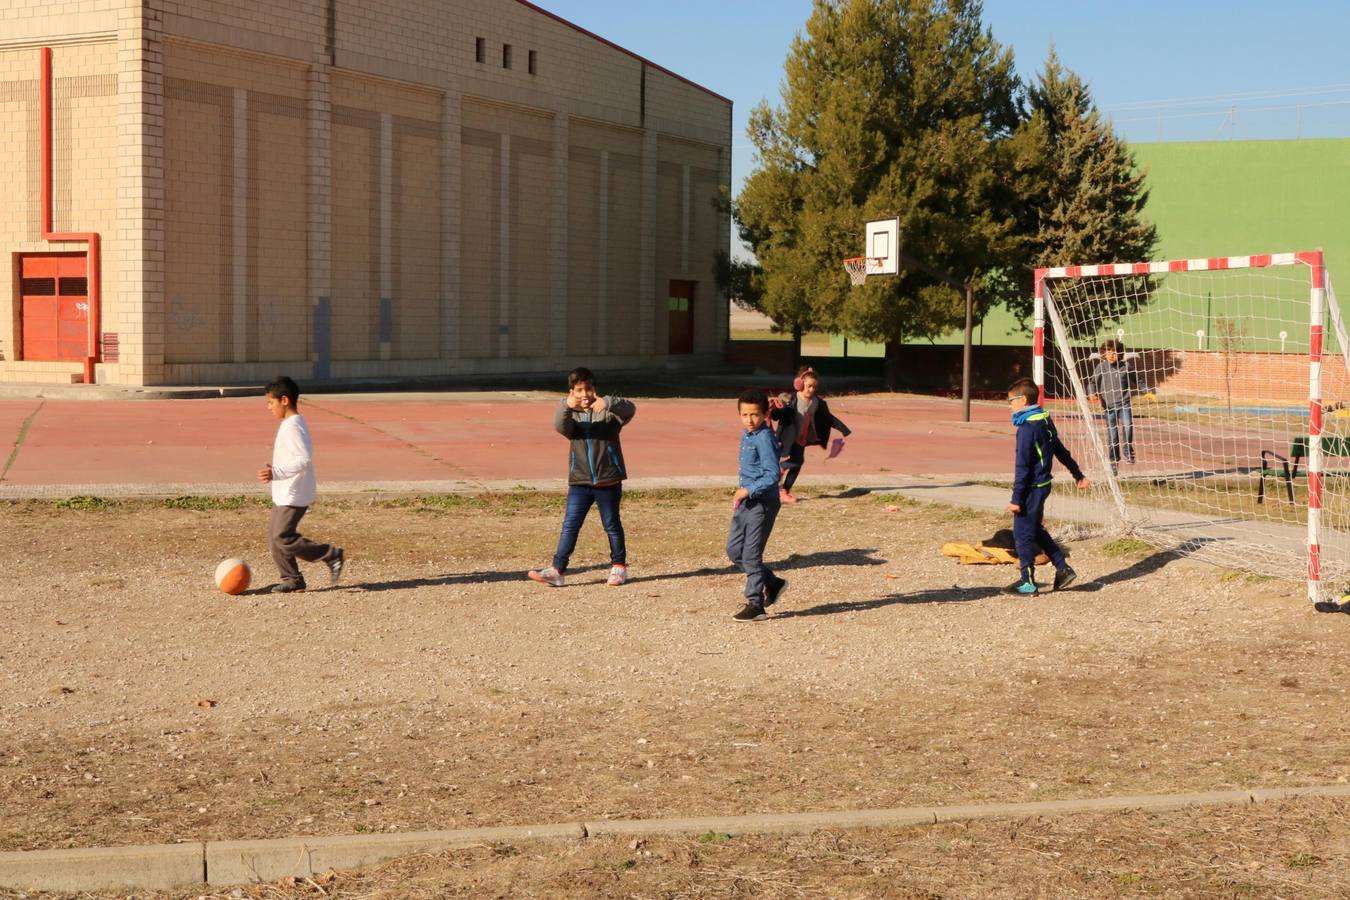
[205,823,587,887]
[0,841,204,893]
[2,784,1348,893]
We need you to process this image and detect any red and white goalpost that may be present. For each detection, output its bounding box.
[1032,251,1350,609]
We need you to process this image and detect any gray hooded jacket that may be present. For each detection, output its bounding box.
[1089,359,1139,410]
[554,396,636,485]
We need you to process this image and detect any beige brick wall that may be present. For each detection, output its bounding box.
[162,41,308,368]
[567,120,643,357]
[654,136,723,357]
[331,74,442,363]
[3,0,731,385]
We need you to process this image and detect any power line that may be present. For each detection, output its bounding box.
[1104,83,1350,113]
[1109,97,1350,126]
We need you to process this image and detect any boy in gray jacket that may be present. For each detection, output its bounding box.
[1088,339,1139,467]
[528,367,636,587]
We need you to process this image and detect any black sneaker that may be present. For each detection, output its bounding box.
[732,603,767,621]
[1053,565,1077,591]
[271,581,306,594]
[327,547,345,585]
[763,576,789,608]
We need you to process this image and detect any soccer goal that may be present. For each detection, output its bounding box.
[1033,251,1350,609]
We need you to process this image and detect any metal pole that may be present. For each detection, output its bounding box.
[961,282,973,422]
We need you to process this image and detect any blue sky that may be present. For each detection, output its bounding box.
[538,0,1350,202]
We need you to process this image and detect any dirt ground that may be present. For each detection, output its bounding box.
[1,488,1349,896]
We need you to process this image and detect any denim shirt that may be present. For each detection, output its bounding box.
[738,423,782,500]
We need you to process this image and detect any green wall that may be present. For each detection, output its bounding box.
[831,138,1350,356]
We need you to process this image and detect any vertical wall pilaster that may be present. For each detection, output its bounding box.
[441,91,461,362]
[680,163,690,275]
[597,149,609,355]
[716,143,732,348]
[379,111,393,361]
[306,65,332,380]
[638,128,658,357]
[116,0,166,384]
[549,113,568,358]
[498,132,511,359]
[231,88,248,363]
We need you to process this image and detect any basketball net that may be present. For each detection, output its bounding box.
[844,257,881,287]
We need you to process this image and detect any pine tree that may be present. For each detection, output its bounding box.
[1009,48,1159,334]
[737,0,1022,388]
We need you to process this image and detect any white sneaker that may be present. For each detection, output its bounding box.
[606,564,628,586]
[527,565,565,587]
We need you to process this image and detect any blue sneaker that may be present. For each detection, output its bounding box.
[1007,568,1038,595]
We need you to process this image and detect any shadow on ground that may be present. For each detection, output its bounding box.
[627,548,887,585]
[776,585,1004,618]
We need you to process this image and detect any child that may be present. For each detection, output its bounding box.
[728,389,789,621]
[1088,339,1139,468]
[528,367,636,587]
[1006,378,1089,595]
[255,375,344,593]
[770,366,852,503]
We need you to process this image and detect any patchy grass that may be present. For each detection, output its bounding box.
[1102,537,1155,557]
[52,495,114,511]
[162,495,267,511]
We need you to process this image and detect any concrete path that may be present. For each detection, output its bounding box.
[3,783,1348,893]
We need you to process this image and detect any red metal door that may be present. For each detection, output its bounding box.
[20,254,87,362]
[668,280,695,355]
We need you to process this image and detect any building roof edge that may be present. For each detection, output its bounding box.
[513,0,733,107]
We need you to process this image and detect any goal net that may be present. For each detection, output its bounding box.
[1034,252,1348,605]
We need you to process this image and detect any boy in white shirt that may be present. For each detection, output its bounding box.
[256,376,344,593]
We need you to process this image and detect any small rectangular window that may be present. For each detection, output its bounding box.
[58,277,87,296]
[20,277,55,296]
[475,37,485,64]
[528,50,537,75]
[503,43,512,69]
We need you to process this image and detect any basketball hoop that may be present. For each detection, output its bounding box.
[844,257,883,286]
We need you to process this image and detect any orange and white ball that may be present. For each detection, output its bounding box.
[214,557,251,595]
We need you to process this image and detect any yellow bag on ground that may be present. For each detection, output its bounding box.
[942,542,1049,566]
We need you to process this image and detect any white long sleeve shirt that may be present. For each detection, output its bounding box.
[270,414,318,507]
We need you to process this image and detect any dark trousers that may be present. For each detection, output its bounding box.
[269,505,336,585]
[781,442,806,492]
[1104,405,1135,463]
[1013,485,1066,579]
[727,494,781,602]
[552,483,626,572]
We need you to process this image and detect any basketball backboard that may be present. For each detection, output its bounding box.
[864,218,900,276]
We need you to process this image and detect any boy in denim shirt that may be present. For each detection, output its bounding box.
[728,389,789,621]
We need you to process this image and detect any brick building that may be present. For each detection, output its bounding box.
[0,0,732,386]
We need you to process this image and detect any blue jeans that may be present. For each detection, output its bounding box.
[1104,405,1134,463]
[727,494,781,602]
[1013,485,1067,580]
[552,483,625,572]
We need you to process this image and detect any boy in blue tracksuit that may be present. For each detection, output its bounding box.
[728,389,789,621]
[1006,378,1090,595]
